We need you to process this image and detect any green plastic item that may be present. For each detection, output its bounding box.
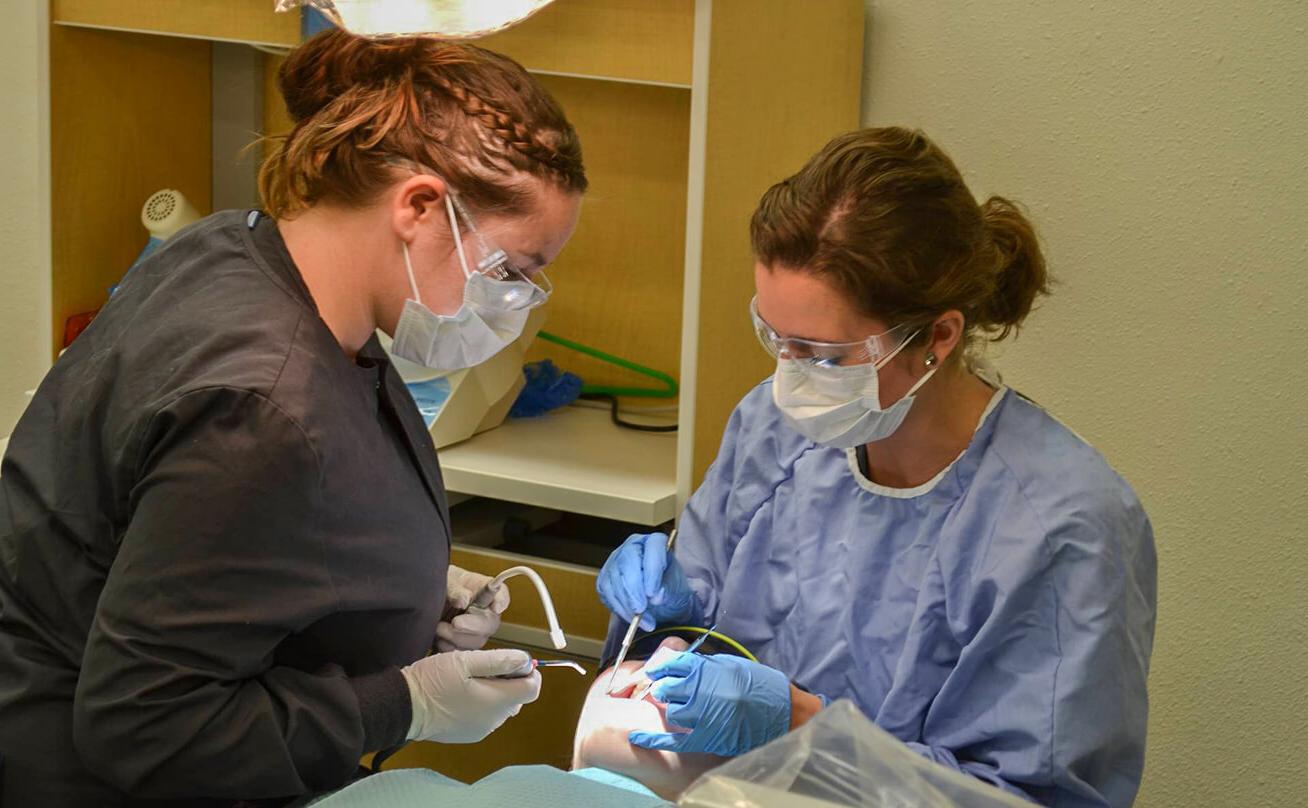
[536,330,678,398]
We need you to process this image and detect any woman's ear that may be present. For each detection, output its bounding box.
[391,173,448,242]
[924,309,966,366]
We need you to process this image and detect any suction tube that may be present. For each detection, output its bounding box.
[474,565,567,650]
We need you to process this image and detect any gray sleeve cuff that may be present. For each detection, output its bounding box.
[348,667,411,752]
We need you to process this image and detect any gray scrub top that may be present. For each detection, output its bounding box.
[0,211,451,807]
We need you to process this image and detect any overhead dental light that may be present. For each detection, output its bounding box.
[275,0,557,38]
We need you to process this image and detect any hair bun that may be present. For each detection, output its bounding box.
[979,195,1050,338]
[277,29,420,123]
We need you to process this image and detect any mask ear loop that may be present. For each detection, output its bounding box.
[905,362,939,396]
[401,242,422,305]
[398,190,470,307]
[884,330,939,397]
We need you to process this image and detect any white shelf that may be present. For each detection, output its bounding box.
[51,22,694,89]
[438,405,677,526]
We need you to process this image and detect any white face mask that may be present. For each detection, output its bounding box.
[771,331,937,448]
[390,192,548,371]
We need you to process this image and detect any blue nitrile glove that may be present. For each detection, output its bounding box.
[596,532,695,631]
[628,652,791,756]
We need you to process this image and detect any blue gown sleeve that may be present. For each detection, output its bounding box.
[887,479,1156,808]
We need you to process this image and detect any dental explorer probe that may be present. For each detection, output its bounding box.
[606,528,677,694]
[494,658,587,679]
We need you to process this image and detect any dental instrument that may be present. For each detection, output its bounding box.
[494,658,587,679]
[533,659,587,675]
[607,529,677,694]
[683,623,717,656]
[628,624,717,701]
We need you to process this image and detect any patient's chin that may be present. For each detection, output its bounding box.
[575,722,725,801]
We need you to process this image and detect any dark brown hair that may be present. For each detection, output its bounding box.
[259,29,586,218]
[750,127,1049,348]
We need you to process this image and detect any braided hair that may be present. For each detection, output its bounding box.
[259,29,586,218]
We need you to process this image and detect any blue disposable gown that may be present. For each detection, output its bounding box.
[670,380,1155,808]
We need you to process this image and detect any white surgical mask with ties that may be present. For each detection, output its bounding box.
[390,191,549,371]
[772,330,937,448]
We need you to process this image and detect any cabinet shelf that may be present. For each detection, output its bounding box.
[438,405,677,526]
[52,0,300,47]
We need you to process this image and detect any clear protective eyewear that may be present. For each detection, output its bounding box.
[749,296,918,370]
[445,191,552,310]
[395,159,553,311]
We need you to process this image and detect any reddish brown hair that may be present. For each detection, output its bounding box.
[750,127,1049,348]
[259,29,586,218]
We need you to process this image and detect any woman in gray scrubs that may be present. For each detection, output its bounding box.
[0,30,586,807]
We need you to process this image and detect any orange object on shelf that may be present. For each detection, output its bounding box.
[62,310,99,348]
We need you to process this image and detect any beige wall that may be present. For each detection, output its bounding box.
[2,1,1303,801]
[860,1,1306,805]
[0,0,51,437]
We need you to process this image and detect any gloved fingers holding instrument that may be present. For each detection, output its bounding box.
[596,532,696,631]
[436,564,510,652]
[628,652,793,756]
[401,648,541,744]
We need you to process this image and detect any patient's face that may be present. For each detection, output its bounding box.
[572,637,726,799]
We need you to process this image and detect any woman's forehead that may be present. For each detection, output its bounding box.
[753,263,891,340]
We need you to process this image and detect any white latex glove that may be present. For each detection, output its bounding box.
[401,648,541,743]
[436,565,511,652]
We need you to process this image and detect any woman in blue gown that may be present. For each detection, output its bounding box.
[597,128,1156,808]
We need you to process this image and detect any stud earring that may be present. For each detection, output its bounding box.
[924,352,938,367]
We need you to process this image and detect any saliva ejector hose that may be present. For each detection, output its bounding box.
[470,565,567,650]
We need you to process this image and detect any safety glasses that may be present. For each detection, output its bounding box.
[446,191,553,310]
[394,158,553,310]
[749,296,917,370]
